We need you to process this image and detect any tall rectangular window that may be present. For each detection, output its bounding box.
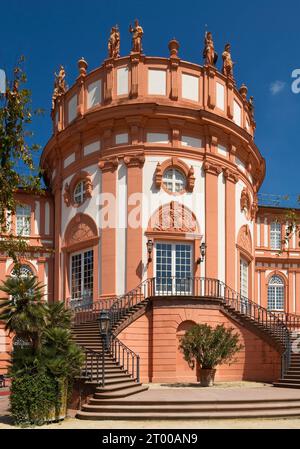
[216,82,225,110]
[270,222,281,250]
[148,69,166,95]
[71,249,93,305]
[87,80,102,108]
[182,73,199,101]
[16,205,31,236]
[155,242,192,295]
[117,67,129,96]
[240,258,248,299]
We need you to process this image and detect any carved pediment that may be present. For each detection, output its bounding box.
[151,201,198,233]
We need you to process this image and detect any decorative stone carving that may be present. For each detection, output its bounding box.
[63,182,71,206]
[64,213,98,249]
[237,224,252,256]
[155,162,163,188]
[222,44,234,79]
[63,173,93,208]
[129,19,144,54]
[108,25,120,59]
[123,153,145,168]
[251,195,259,220]
[151,201,198,233]
[223,167,238,184]
[203,161,222,176]
[52,65,67,110]
[240,187,252,219]
[203,31,218,66]
[98,157,118,172]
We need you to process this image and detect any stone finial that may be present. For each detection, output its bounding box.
[129,19,144,53]
[168,38,180,58]
[239,83,248,100]
[78,57,88,77]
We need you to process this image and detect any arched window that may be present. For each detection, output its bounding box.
[12,264,34,279]
[163,168,186,193]
[268,275,284,311]
[270,221,281,250]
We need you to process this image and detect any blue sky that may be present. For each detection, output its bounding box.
[1,0,300,200]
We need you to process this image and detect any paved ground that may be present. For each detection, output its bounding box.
[1,382,300,429]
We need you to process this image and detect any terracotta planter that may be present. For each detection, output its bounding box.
[200,368,216,387]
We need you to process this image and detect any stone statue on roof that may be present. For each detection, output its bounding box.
[108,25,120,59]
[203,31,218,66]
[222,43,234,78]
[129,19,144,54]
[52,65,66,109]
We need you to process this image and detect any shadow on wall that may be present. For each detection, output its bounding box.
[176,320,200,382]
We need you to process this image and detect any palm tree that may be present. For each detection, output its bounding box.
[45,301,73,330]
[0,275,46,351]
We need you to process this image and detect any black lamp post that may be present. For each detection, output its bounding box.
[98,310,110,387]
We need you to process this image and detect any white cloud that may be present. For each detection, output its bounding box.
[270,80,286,95]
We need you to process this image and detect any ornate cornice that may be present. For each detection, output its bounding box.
[98,157,118,172]
[123,153,145,168]
[223,167,238,184]
[203,160,222,176]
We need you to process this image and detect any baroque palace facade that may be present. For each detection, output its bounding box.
[1,25,300,387]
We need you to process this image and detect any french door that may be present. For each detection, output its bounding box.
[70,249,93,306]
[155,242,193,295]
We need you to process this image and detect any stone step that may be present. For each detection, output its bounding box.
[76,408,300,420]
[93,385,149,399]
[95,380,140,392]
[82,401,300,413]
[274,382,300,389]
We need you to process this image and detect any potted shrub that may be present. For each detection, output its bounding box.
[179,323,243,387]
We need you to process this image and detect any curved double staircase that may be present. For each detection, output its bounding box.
[69,277,300,420]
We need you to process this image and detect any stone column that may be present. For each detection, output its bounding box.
[223,168,238,289]
[124,153,145,291]
[203,159,222,279]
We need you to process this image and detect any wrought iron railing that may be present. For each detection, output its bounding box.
[109,335,140,383]
[70,276,293,380]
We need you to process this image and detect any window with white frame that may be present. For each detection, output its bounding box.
[163,168,186,193]
[268,275,284,311]
[73,181,86,205]
[71,249,93,303]
[240,258,248,299]
[270,221,281,250]
[16,205,31,236]
[155,242,193,294]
